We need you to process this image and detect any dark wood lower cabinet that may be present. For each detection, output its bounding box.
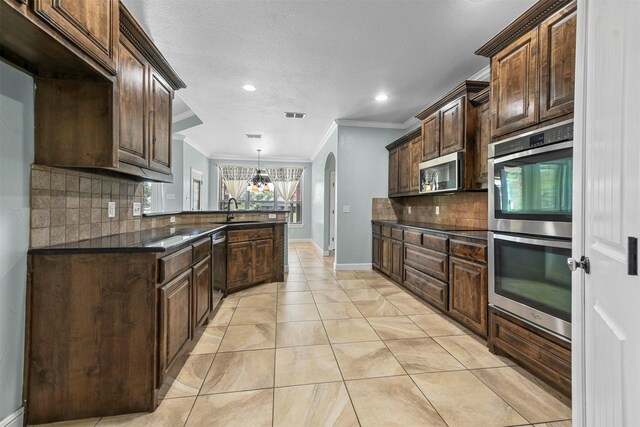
[489,307,571,397]
[403,265,448,311]
[449,257,488,337]
[159,269,192,382]
[372,233,381,269]
[227,241,252,290]
[390,239,403,283]
[380,236,391,275]
[192,255,212,330]
[403,243,448,282]
[253,239,273,283]
[225,226,280,293]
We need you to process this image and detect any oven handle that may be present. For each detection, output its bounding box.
[493,140,573,165]
[490,232,572,249]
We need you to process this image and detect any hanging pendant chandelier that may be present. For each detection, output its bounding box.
[250,149,272,193]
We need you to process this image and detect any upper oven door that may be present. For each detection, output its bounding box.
[489,141,573,238]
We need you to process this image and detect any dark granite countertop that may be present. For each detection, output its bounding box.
[29,221,286,255]
[372,220,488,241]
[143,209,289,217]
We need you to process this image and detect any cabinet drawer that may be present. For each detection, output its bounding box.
[227,227,273,243]
[159,246,193,283]
[422,233,449,253]
[404,244,449,282]
[450,239,488,264]
[192,238,211,263]
[404,230,422,246]
[381,226,392,237]
[391,228,404,241]
[372,224,382,235]
[403,265,448,311]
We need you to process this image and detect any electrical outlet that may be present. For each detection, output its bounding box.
[342,205,350,213]
[170,216,176,223]
[133,202,142,217]
[269,213,276,219]
[107,202,116,218]
[407,206,412,214]
[435,206,440,215]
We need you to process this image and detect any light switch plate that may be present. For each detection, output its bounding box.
[170,216,176,223]
[342,206,350,213]
[107,202,116,218]
[407,206,412,214]
[269,213,276,219]
[133,202,142,217]
[435,206,440,215]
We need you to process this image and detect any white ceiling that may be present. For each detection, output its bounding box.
[123,0,536,161]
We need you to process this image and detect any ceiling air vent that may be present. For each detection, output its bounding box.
[284,112,306,119]
[245,134,262,139]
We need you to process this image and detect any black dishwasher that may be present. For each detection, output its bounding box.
[211,230,227,311]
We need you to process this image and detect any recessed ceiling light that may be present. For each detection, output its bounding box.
[243,84,256,92]
[375,94,389,102]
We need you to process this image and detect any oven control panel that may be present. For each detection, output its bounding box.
[493,121,573,158]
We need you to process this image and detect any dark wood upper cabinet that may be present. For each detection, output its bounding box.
[397,144,411,193]
[539,2,577,121]
[471,87,491,189]
[440,98,465,155]
[149,69,173,174]
[386,129,422,198]
[421,112,440,161]
[490,27,539,138]
[409,136,422,192]
[32,0,119,73]
[388,148,399,195]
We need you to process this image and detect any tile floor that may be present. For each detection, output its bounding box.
[34,243,572,427]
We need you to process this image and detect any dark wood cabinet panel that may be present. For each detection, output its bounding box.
[491,27,539,137]
[403,265,448,312]
[388,148,399,195]
[158,246,192,284]
[372,233,381,269]
[148,68,173,174]
[421,112,440,161]
[227,242,252,290]
[449,257,488,337]
[228,227,273,243]
[403,244,448,282]
[192,238,211,263]
[398,144,411,193]
[380,236,391,275]
[475,100,491,188]
[421,233,449,253]
[159,270,192,378]
[390,239,403,283]
[539,2,576,121]
[253,239,273,283]
[33,0,118,73]
[440,98,465,155]
[118,35,148,168]
[409,137,422,192]
[192,255,211,330]
[450,239,488,264]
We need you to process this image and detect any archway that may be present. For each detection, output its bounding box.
[323,152,336,255]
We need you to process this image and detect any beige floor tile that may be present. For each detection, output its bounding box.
[159,354,214,399]
[345,288,384,301]
[97,397,194,427]
[236,293,278,307]
[275,345,342,387]
[287,267,304,274]
[346,376,446,426]
[323,318,380,343]
[312,289,351,303]
[277,304,321,322]
[375,285,413,299]
[274,382,359,427]
[533,421,572,427]
[186,389,273,427]
[218,324,276,352]
[412,370,527,427]
[333,341,405,380]
[209,307,235,326]
[434,335,511,369]
[240,282,278,295]
[353,299,403,317]
[367,316,428,340]
[308,280,341,290]
[42,418,101,427]
[189,325,226,354]
[200,349,275,394]
[333,271,360,280]
[384,337,465,374]
[299,261,325,268]
[277,281,310,292]
[337,279,372,290]
[355,270,384,280]
[229,306,277,325]
[316,302,364,320]
[364,277,395,287]
[276,320,329,347]
[303,267,331,274]
[389,298,436,315]
[409,313,472,337]
[305,273,336,282]
[285,273,308,282]
[220,297,239,308]
[473,366,572,423]
[277,291,315,305]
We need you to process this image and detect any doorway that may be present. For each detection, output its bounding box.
[324,152,336,255]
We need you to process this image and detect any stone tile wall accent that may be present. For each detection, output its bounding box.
[371,198,403,221]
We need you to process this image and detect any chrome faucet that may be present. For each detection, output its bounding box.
[227,198,238,222]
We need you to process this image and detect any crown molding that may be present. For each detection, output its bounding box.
[467,65,491,82]
[310,121,338,162]
[172,110,195,123]
[173,134,210,158]
[415,80,489,120]
[209,153,311,163]
[335,119,407,129]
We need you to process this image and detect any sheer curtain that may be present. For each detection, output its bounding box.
[219,166,253,208]
[268,167,304,209]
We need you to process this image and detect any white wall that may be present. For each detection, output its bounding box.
[0,62,33,421]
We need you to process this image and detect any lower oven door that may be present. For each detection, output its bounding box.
[489,232,572,339]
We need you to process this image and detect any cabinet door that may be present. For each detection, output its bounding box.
[192,255,212,329]
[388,148,399,196]
[252,239,273,284]
[159,270,192,378]
[33,0,118,73]
[397,143,411,193]
[118,36,148,168]
[474,101,491,189]
[440,98,465,155]
[491,27,539,137]
[148,69,173,174]
[380,237,391,275]
[227,242,252,290]
[539,2,577,121]
[372,233,381,269]
[390,239,403,283]
[421,112,440,161]
[448,257,488,337]
[409,137,421,192]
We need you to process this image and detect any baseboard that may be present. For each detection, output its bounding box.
[0,407,23,427]
[334,262,372,271]
[288,238,313,243]
[310,239,329,256]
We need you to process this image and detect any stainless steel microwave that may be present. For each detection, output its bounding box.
[419,152,463,194]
